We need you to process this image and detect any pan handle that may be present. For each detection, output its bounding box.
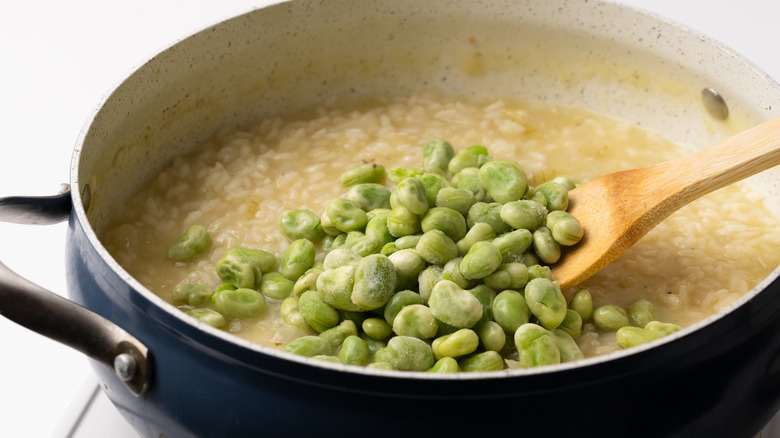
[0,187,152,396]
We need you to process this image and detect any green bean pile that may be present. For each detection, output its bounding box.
[169,140,682,372]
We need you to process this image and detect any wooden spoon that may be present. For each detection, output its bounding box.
[551,115,780,290]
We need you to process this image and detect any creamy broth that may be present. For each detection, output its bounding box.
[101,93,780,358]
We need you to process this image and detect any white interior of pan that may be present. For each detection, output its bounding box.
[72,0,780,369]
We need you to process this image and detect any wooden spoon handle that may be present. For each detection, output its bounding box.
[554,116,780,290]
[648,115,780,211]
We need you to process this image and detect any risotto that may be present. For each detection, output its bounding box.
[101,93,780,365]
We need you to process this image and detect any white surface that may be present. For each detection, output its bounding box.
[0,1,778,437]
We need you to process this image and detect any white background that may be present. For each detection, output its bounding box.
[0,1,778,436]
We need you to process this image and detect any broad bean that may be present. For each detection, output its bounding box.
[421,207,468,242]
[279,209,326,241]
[326,197,369,232]
[458,351,504,372]
[280,296,312,332]
[298,290,340,333]
[214,288,267,320]
[550,329,584,362]
[427,357,460,373]
[570,289,593,321]
[616,326,661,349]
[396,177,429,215]
[534,181,569,211]
[259,272,294,300]
[460,241,503,280]
[645,321,682,336]
[474,320,506,352]
[316,265,362,312]
[483,262,528,291]
[186,308,226,329]
[427,280,483,328]
[546,210,583,246]
[492,289,530,334]
[514,323,561,368]
[416,229,459,265]
[341,163,385,187]
[524,278,567,329]
[338,335,371,366]
[281,238,316,281]
[448,145,490,174]
[362,317,393,340]
[384,290,424,325]
[558,309,583,339]
[285,335,332,357]
[532,226,561,264]
[442,257,473,290]
[456,222,496,256]
[387,206,420,237]
[467,202,511,234]
[345,183,392,212]
[436,187,477,216]
[422,139,455,173]
[389,249,426,290]
[500,200,547,231]
[172,283,213,307]
[592,304,630,331]
[492,229,533,263]
[352,254,397,310]
[320,319,358,351]
[628,299,655,328]
[168,225,211,262]
[392,304,438,339]
[293,266,324,297]
[374,336,435,371]
[478,160,528,203]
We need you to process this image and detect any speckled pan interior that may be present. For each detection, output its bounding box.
[74,0,780,235]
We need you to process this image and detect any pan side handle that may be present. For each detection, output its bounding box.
[0,187,152,396]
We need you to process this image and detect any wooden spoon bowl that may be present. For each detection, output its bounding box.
[551,116,780,290]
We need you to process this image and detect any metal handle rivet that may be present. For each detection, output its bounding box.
[114,353,137,382]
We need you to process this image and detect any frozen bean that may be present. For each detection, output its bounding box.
[172,283,213,307]
[373,336,434,371]
[187,308,226,329]
[514,323,561,368]
[416,229,459,265]
[592,304,630,331]
[383,290,424,325]
[298,290,340,333]
[320,319,358,351]
[214,288,267,320]
[478,160,528,203]
[421,207,468,242]
[168,225,211,262]
[532,226,561,264]
[338,335,371,366]
[285,335,332,357]
[427,280,483,329]
[392,304,438,339]
[352,254,397,310]
[259,272,294,300]
[570,289,593,321]
[459,351,504,372]
[341,163,385,187]
[456,222,496,256]
[500,200,547,231]
[279,209,325,241]
[492,289,530,334]
[524,278,567,329]
[628,299,656,328]
[427,357,460,373]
